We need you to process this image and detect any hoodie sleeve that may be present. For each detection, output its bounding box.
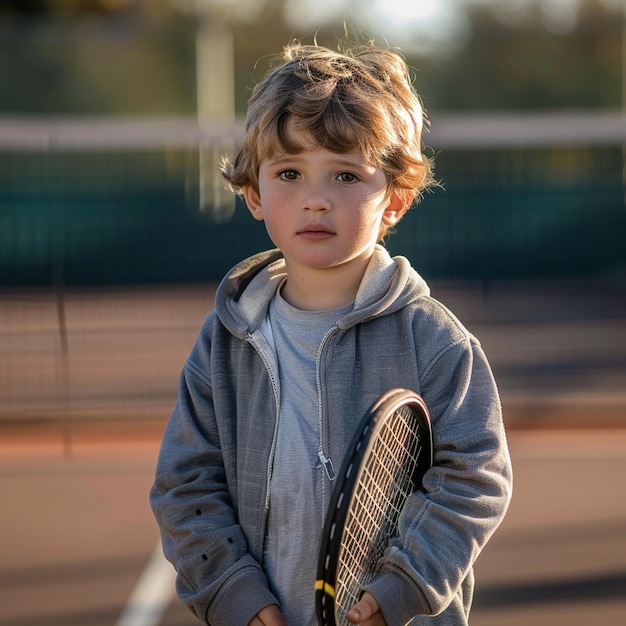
[149,322,278,625]
[365,328,513,624]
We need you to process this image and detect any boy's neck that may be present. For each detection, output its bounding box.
[280,260,369,311]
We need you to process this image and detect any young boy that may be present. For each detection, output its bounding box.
[150,41,513,626]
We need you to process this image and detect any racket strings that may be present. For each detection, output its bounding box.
[334,406,425,617]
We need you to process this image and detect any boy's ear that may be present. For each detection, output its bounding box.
[382,191,411,227]
[242,185,264,221]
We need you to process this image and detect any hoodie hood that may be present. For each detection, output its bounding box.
[215,245,430,338]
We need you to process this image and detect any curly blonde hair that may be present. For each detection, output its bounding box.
[221,41,436,237]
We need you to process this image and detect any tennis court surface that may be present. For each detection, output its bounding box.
[1,281,625,625]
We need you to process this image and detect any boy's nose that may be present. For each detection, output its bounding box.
[305,202,329,212]
[301,187,331,212]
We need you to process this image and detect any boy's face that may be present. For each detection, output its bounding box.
[242,118,406,282]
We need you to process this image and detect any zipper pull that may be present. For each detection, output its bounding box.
[318,452,336,481]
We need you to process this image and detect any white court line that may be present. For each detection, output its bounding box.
[115,542,177,626]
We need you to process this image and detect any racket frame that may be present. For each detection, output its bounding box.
[315,388,433,626]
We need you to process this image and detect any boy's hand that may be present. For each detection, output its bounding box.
[347,592,387,625]
[247,604,287,626]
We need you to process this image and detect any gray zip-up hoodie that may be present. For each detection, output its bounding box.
[150,246,513,625]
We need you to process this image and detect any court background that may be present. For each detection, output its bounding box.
[1,1,626,624]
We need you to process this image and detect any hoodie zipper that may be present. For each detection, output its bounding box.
[250,322,338,518]
[316,326,338,516]
[246,331,281,511]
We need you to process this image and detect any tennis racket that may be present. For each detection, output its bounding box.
[315,388,433,626]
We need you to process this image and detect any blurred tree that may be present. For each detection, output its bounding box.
[0,0,197,113]
[0,0,136,14]
[0,0,622,114]
[412,0,623,110]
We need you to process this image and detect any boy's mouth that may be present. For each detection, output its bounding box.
[297,224,335,240]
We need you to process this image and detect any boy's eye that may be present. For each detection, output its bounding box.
[337,172,359,183]
[279,169,299,181]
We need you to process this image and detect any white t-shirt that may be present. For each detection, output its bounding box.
[263,287,352,625]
